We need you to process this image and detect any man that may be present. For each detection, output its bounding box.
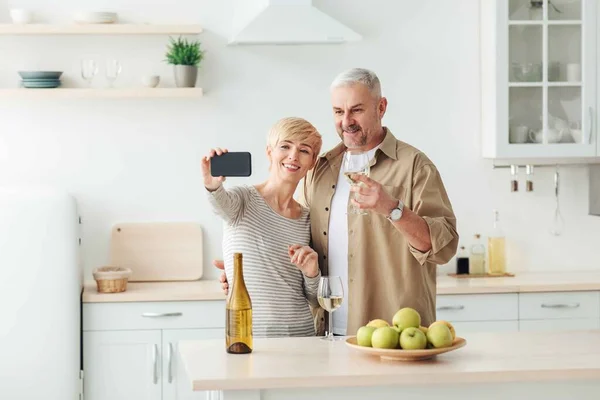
[215,68,458,337]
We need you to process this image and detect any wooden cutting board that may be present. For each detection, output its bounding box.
[110,222,204,282]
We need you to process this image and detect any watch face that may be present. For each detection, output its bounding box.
[390,208,402,220]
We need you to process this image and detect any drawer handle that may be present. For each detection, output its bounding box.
[436,305,464,311]
[141,312,183,318]
[541,303,580,309]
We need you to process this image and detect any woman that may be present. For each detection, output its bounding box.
[202,117,323,338]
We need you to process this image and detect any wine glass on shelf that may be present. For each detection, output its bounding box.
[81,59,98,88]
[105,59,122,88]
[317,276,344,341]
[343,150,371,215]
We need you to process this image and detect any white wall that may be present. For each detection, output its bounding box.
[0,0,598,281]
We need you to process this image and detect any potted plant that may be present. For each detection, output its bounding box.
[164,36,204,88]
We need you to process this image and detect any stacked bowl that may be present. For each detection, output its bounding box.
[18,71,63,89]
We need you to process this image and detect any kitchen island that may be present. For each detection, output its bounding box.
[179,330,600,400]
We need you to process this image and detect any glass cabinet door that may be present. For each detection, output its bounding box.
[505,0,595,156]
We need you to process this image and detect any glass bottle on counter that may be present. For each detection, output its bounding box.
[456,246,470,275]
[469,234,486,275]
[226,253,253,354]
[488,210,507,276]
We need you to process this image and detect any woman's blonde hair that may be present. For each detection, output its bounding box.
[267,117,323,159]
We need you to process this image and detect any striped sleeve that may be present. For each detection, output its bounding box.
[206,185,246,225]
[303,270,321,308]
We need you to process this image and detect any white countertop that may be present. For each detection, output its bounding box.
[82,271,600,303]
[178,330,600,391]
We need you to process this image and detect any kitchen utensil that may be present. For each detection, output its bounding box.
[81,59,98,87]
[511,62,542,82]
[92,266,132,293]
[73,11,118,24]
[567,63,581,82]
[105,59,122,87]
[110,222,204,282]
[142,75,160,88]
[10,9,33,24]
[550,167,564,236]
[18,71,63,80]
[345,336,466,361]
[529,128,564,143]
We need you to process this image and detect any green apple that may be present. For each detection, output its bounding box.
[399,327,427,350]
[392,307,421,331]
[426,323,453,348]
[356,326,377,347]
[371,327,399,349]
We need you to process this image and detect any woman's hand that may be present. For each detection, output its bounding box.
[288,245,319,278]
[201,148,228,191]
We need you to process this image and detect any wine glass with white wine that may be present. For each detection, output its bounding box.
[343,150,371,215]
[318,276,344,341]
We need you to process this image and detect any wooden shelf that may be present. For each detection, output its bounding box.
[0,88,204,99]
[0,23,203,35]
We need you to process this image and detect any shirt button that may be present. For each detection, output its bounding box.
[325,207,329,211]
[332,185,336,189]
[323,231,327,236]
[349,254,353,258]
[323,255,327,260]
[349,230,353,235]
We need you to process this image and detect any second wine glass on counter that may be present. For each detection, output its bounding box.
[317,276,344,341]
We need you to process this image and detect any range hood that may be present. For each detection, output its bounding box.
[229,0,362,45]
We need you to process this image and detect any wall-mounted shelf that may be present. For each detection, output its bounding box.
[0,87,204,99]
[0,23,203,35]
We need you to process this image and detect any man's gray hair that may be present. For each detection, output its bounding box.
[330,68,382,98]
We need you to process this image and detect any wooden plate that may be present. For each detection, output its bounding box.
[345,336,466,361]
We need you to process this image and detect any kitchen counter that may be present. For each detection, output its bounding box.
[82,271,600,303]
[82,280,225,303]
[179,330,600,400]
[436,271,600,294]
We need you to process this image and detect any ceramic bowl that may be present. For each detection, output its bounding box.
[10,9,33,24]
[142,75,160,88]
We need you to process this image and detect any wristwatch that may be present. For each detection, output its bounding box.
[387,200,404,222]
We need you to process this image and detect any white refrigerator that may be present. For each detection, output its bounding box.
[0,186,81,399]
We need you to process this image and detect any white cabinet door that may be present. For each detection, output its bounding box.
[519,318,600,331]
[83,330,162,400]
[481,0,598,160]
[163,328,224,400]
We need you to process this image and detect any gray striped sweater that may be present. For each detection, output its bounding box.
[207,185,320,337]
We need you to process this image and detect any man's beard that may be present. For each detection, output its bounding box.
[341,124,367,148]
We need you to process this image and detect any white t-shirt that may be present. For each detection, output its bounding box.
[327,146,380,335]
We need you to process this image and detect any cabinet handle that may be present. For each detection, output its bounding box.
[168,342,174,384]
[588,107,594,144]
[152,344,159,384]
[141,312,183,318]
[436,305,464,311]
[541,303,580,309]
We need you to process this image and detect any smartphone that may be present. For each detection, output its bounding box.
[210,152,252,177]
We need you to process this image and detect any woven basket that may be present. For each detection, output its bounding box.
[93,266,132,293]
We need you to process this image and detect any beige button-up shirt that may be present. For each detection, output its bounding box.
[298,128,459,336]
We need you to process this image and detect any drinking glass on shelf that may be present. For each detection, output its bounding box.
[105,59,122,88]
[343,150,371,215]
[81,59,98,87]
[317,276,344,341]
